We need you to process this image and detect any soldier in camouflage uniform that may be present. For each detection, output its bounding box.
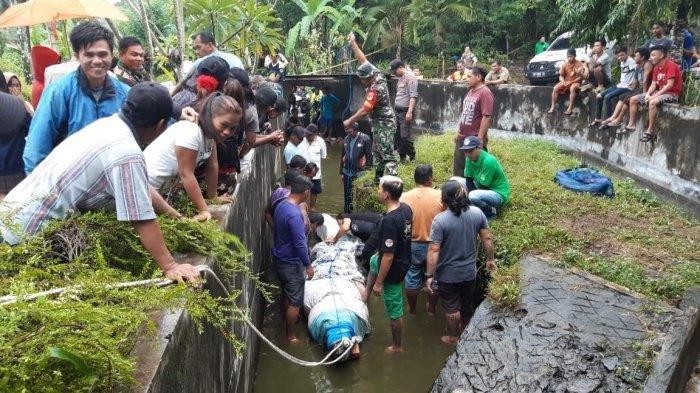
[343,33,398,183]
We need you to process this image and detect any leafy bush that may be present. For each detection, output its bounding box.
[0,211,261,392]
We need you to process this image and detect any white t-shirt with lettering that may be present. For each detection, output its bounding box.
[144,120,214,192]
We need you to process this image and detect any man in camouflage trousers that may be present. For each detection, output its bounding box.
[343,33,398,183]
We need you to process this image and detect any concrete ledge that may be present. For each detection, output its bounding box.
[431,256,699,392]
[412,81,699,211]
[130,145,283,393]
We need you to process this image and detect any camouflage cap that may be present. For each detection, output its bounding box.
[356,62,378,78]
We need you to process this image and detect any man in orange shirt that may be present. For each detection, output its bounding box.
[399,165,443,315]
[548,48,587,115]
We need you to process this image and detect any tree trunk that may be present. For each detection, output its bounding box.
[174,0,186,80]
[395,22,403,59]
[21,26,33,81]
[136,0,155,77]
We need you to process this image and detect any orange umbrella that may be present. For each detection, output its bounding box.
[0,0,128,28]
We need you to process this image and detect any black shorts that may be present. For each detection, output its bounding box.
[275,261,305,307]
[438,279,475,315]
[311,179,322,195]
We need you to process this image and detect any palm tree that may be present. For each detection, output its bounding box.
[409,0,472,76]
[364,0,413,59]
[183,0,283,68]
[284,0,341,56]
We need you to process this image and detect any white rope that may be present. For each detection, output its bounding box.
[197,265,357,367]
[0,265,356,367]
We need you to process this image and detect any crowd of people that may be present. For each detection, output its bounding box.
[0,22,294,285]
[445,23,695,143]
[266,32,511,351]
[0,18,694,354]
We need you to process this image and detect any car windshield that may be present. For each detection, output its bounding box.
[548,37,571,51]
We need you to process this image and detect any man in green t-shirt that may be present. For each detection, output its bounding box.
[460,136,510,218]
[535,36,549,55]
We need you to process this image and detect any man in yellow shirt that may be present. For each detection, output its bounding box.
[399,165,443,315]
[446,61,470,82]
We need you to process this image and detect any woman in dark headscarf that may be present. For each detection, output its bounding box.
[0,70,32,196]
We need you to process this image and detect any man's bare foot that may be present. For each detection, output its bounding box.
[287,335,301,344]
[351,343,361,360]
[385,345,404,354]
[441,335,459,345]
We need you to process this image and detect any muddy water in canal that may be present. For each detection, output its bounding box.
[253,144,453,392]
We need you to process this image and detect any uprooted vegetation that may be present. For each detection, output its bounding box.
[354,135,699,308]
[0,211,263,392]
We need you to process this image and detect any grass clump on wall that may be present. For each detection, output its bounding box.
[0,211,258,392]
[354,134,699,307]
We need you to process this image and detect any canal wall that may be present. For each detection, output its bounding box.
[432,256,700,392]
[130,145,283,393]
[413,81,699,214]
[285,75,699,214]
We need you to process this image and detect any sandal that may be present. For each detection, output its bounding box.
[547,109,555,114]
[589,120,601,126]
[564,111,573,116]
[624,125,636,131]
[640,132,657,142]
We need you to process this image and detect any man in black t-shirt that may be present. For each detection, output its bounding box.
[365,175,412,354]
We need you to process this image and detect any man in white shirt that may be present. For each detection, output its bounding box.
[0,83,200,284]
[591,47,638,125]
[585,38,612,93]
[302,124,327,208]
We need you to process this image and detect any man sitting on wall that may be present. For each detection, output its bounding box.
[547,48,587,116]
[625,45,683,143]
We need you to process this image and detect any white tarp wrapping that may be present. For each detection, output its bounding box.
[304,236,370,350]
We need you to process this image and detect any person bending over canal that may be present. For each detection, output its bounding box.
[364,176,412,354]
[460,136,510,219]
[273,175,315,342]
[144,93,241,221]
[400,165,443,315]
[340,122,372,213]
[343,33,398,183]
[0,83,201,284]
[426,180,496,345]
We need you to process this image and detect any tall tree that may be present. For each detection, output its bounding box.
[284,0,341,55]
[364,0,412,59]
[555,0,683,48]
[409,0,472,75]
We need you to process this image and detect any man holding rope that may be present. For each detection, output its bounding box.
[343,33,398,184]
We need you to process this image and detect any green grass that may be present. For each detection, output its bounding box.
[354,134,699,306]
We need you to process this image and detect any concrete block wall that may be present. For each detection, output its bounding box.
[130,145,283,393]
[411,81,699,212]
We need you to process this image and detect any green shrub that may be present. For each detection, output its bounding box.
[0,211,261,392]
